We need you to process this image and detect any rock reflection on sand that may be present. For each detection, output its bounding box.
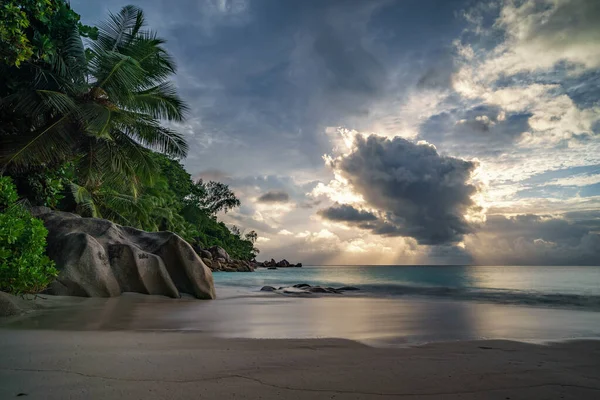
[2,291,600,346]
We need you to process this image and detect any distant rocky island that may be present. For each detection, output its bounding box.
[258,259,303,269]
[196,245,302,272]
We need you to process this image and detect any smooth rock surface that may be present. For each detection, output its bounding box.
[35,210,215,300]
[209,246,231,262]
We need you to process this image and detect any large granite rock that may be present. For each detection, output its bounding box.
[199,249,213,260]
[34,210,215,300]
[208,246,231,262]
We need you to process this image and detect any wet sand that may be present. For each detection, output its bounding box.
[1,329,600,399]
[2,290,600,346]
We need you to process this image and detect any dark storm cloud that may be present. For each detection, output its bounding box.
[469,214,600,266]
[257,190,290,203]
[318,204,377,222]
[332,135,480,244]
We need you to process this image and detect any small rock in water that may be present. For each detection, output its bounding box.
[293,283,311,288]
[337,286,360,291]
[267,267,277,270]
[307,286,329,293]
[283,290,311,295]
[260,286,277,292]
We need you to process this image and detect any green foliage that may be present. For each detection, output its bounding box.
[1,4,188,192]
[187,179,241,215]
[182,208,258,260]
[8,162,73,208]
[0,0,96,67]
[1,3,260,266]
[25,162,71,208]
[245,230,257,244]
[0,176,57,295]
[0,175,18,206]
[149,153,192,203]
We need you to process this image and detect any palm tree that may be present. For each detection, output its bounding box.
[1,5,188,194]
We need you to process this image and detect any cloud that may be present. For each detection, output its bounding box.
[466,213,600,265]
[442,0,600,217]
[489,0,600,76]
[318,204,377,222]
[319,133,483,245]
[451,1,600,153]
[419,104,532,157]
[257,190,290,203]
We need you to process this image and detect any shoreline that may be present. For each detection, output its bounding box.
[2,287,600,348]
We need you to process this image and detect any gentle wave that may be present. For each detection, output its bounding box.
[339,283,600,310]
[214,265,600,311]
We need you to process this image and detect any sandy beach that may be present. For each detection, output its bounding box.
[1,289,600,399]
[1,329,600,399]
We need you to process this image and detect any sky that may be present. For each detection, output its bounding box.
[75,0,600,265]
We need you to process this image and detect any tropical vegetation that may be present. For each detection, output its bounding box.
[0,1,258,293]
[0,176,58,294]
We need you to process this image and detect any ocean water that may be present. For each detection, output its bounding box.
[4,265,600,346]
[214,265,600,310]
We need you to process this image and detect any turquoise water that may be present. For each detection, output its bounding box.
[4,266,600,345]
[214,265,600,310]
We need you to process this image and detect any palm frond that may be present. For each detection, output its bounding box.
[79,102,116,139]
[90,50,146,98]
[123,33,176,84]
[69,182,102,218]
[36,90,80,116]
[95,5,144,52]
[125,82,188,121]
[0,115,78,172]
[76,134,158,194]
[121,117,188,158]
[49,27,87,83]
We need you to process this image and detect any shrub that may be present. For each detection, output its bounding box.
[0,177,58,295]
